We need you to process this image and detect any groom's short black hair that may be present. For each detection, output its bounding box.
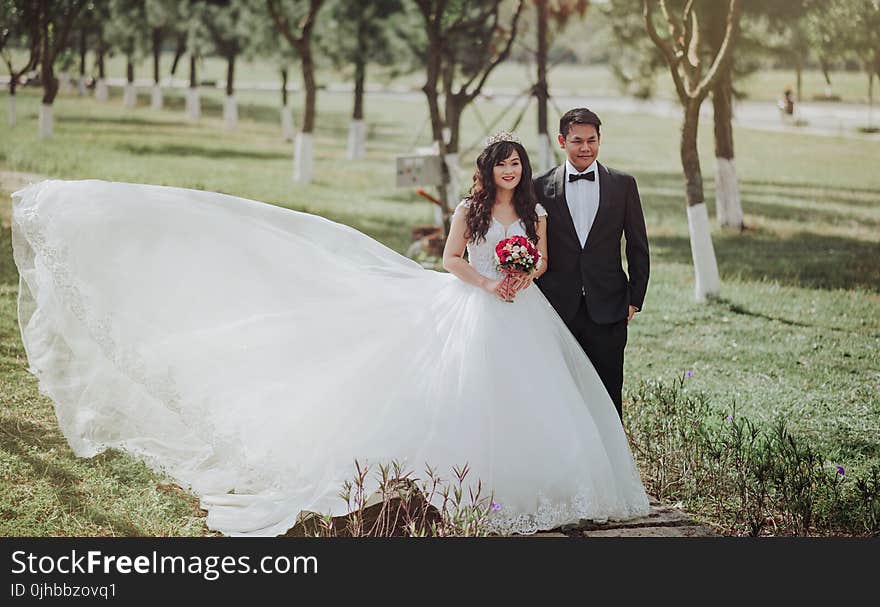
[559,108,602,138]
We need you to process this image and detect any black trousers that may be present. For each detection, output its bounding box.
[569,296,628,419]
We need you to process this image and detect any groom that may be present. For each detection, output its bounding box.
[534,108,650,420]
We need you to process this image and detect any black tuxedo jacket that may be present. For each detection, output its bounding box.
[534,162,650,325]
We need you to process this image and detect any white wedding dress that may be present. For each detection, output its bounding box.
[11,179,650,536]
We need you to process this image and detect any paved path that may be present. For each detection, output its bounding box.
[533,498,718,538]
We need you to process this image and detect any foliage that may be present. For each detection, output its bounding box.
[626,377,880,536]
[105,0,148,59]
[289,461,494,537]
[316,0,405,72]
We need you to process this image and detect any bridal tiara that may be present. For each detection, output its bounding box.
[485,131,522,147]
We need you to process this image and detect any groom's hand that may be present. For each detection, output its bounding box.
[627,305,638,322]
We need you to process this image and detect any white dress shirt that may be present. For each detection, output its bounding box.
[564,159,600,248]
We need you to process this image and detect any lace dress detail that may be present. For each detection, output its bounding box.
[456,199,547,281]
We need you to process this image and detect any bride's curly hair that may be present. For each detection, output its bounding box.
[464,140,539,245]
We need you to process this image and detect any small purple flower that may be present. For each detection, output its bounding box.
[685,370,694,378]
[836,466,845,477]
[726,415,734,424]
[490,501,501,512]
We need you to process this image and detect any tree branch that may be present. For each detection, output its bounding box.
[643,0,687,102]
[462,0,524,103]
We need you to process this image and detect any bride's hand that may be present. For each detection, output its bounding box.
[506,271,534,294]
[483,276,514,301]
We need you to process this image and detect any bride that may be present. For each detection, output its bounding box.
[11,133,650,537]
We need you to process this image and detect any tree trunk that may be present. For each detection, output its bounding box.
[151,32,163,110]
[299,42,316,134]
[40,17,58,138]
[420,19,450,231]
[189,54,197,88]
[78,27,87,95]
[535,0,552,171]
[123,57,136,108]
[95,30,108,102]
[41,28,59,107]
[795,60,803,109]
[7,82,16,127]
[39,103,53,139]
[682,99,720,301]
[820,58,833,97]
[186,55,200,121]
[712,68,742,230]
[223,55,238,130]
[152,28,162,84]
[346,21,368,160]
[681,101,703,208]
[293,40,317,183]
[225,53,235,97]
[169,32,186,79]
[869,70,875,130]
[280,67,294,141]
[443,97,465,212]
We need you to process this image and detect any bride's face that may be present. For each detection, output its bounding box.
[493,151,522,192]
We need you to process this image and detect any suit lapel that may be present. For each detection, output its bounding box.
[551,164,580,249]
[583,162,609,251]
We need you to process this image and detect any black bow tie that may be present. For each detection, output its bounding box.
[568,171,595,183]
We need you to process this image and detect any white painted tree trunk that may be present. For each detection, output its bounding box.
[686,203,721,302]
[346,119,366,160]
[151,85,163,110]
[280,104,294,141]
[185,87,200,121]
[537,133,554,172]
[77,76,87,96]
[714,157,743,229]
[122,83,136,108]
[223,95,238,130]
[96,78,109,102]
[8,95,16,127]
[39,104,54,139]
[59,72,73,94]
[293,132,314,183]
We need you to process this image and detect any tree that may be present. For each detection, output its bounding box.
[706,2,746,231]
[240,5,297,141]
[203,0,250,129]
[88,0,112,102]
[266,0,326,184]
[531,0,589,171]
[1,0,40,127]
[37,0,87,138]
[180,1,210,121]
[106,0,148,109]
[145,0,181,109]
[319,0,404,159]
[643,0,741,301]
[609,1,806,232]
[409,0,524,229]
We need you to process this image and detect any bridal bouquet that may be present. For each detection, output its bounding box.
[494,236,541,301]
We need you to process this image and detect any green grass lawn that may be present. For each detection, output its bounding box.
[1,84,878,535]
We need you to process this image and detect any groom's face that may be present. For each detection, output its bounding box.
[558,123,600,173]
